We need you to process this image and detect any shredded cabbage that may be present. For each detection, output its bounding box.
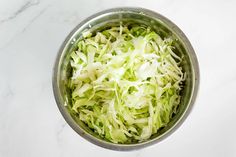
[68,24,185,143]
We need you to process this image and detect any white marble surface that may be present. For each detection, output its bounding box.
[0,0,236,156]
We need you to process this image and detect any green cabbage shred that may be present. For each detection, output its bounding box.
[68,24,185,143]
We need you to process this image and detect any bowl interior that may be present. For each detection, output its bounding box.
[54,8,196,150]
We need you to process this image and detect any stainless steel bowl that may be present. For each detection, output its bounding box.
[53,7,199,151]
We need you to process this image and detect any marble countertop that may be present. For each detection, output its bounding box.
[1,0,236,156]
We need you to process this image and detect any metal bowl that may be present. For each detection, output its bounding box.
[53,7,199,151]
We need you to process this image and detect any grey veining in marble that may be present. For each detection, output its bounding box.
[0,0,40,24]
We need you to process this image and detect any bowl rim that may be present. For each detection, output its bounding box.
[52,7,200,151]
